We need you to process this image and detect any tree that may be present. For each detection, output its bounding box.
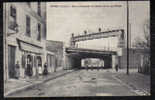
[133,19,150,50]
[133,19,150,74]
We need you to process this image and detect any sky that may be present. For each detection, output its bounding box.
[46,1,150,50]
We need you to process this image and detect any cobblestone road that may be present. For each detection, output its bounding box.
[9,69,138,97]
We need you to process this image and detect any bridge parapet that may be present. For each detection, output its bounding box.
[70,29,125,48]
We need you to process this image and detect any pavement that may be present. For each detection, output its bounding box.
[112,69,150,95]
[4,69,77,97]
[5,68,151,97]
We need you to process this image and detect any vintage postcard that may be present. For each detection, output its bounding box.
[3,1,150,97]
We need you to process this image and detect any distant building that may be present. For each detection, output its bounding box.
[46,40,63,72]
[3,2,47,81]
[118,48,150,74]
[136,49,150,74]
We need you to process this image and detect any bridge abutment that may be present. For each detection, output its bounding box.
[103,56,112,68]
[64,54,81,70]
[112,55,116,69]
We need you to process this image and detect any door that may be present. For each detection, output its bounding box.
[37,56,42,74]
[8,45,16,78]
[27,55,33,76]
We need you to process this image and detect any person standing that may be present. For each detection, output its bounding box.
[15,61,20,79]
[43,62,48,75]
[54,59,57,72]
[115,64,118,72]
[26,59,32,77]
[38,64,42,76]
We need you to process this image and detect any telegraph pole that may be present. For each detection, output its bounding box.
[127,0,129,75]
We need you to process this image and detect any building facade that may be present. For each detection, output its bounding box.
[46,50,55,73]
[118,48,150,72]
[46,40,64,72]
[3,2,46,81]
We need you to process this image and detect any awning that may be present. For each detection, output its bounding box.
[18,39,43,54]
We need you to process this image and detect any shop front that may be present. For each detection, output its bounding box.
[17,39,44,78]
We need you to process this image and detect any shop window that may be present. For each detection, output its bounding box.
[26,15,31,37]
[37,23,41,41]
[37,56,42,67]
[27,55,32,64]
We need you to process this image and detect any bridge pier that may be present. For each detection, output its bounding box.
[112,55,117,70]
[64,54,81,70]
[103,56,112,68]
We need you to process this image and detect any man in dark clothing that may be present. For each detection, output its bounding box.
[26,60,33,77]
[15,61,20,79]
[43,62,48,75]
[115,64,118,72]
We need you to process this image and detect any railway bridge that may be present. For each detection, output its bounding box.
[63,29,125,69]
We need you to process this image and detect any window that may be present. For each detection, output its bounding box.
[10,5,16,20]
[9,5,18,31]
[37,2,41,16]
[26,15,31,37]
[37,23,41,41]
[27,2,31,7]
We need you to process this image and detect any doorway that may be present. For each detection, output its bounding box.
[8,45,16,78]
[26,55,33,77]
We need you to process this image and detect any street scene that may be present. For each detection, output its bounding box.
[7,69,150,97]
[3,1,150,97]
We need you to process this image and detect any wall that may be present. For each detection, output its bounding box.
[46,40,63,68]
[119,48,142,69]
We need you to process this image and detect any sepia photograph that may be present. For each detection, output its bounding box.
[3,1,150,97]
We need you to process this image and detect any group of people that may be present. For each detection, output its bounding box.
[14,61,48,79]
